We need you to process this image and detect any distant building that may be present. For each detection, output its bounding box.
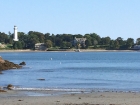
[35,43,47,51]
[132,45,140,50]
[13,26,19,41]
[73,37,86,46]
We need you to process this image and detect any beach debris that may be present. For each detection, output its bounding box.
[7,84,14,90]
[81,91,84,93]
[56,100,60,102]
[0,89,7,92]
[109,104,117,105]
[18,99,23,101]
[19,61,26,65]
[37,78,45,81]
[64,103,102,105]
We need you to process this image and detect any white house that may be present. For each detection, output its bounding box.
[133,45,140,50]
[35,43,47,50]
[73,37,86,46]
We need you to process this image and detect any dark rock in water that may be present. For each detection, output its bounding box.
[0,57,22,71]
[7,84,14,90]
[19,61,26,65]
[37,78,45,81]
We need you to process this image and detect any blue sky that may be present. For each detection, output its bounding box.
[0,0,140,40]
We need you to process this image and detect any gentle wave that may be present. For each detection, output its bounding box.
[13,87,87,92]
[11,87,140,93]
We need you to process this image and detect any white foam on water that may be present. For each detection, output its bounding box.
[13,87,87,92]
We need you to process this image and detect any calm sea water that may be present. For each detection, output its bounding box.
[0,51,140,92]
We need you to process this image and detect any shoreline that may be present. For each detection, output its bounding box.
[0,90,140,105]
[0,49,138,52]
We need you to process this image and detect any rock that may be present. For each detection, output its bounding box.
[0,57,22,71]
[0,57,5,63]
[0,86,6,92]
[56,100,60,102]
[19,61,26,65]
[7,84,14,90]
[18,99,23,101]
[0,89,6,92]
[37,78,45,81]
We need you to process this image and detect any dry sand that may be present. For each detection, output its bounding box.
[0,90,140,105]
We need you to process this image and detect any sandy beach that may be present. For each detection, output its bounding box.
[0,90,140,105]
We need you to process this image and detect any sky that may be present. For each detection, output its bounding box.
[0,0,140,41]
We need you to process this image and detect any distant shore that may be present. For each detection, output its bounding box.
[0,90,140,105]
[0,49,137,52]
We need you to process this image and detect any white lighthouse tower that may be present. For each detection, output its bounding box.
[13,26,19,41]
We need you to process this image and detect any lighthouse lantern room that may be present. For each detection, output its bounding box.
[13,26,19,41]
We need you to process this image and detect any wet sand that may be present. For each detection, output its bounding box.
[0,90,140,105]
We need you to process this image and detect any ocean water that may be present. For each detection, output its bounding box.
[0,51,140,92]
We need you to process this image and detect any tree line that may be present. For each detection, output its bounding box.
[0,31,139,50]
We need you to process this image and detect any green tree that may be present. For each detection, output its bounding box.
[85,39,92,48]
[93,39,98,48]
[109,40,115,49]
[100,36,111,45]
[116,37,124,45]
[126,38,134,48]
[45,40,52,48]
[13,41,23,49]
[61,41,72,48]
[61,34,73,42]
[114,40,119,49]
[26,32,39,49]
[85,34,92,48]
[55,37,62,47]
[44,33,51,40]
[90,33,101,45]
[0,32,8,43]
[136,38,140,45]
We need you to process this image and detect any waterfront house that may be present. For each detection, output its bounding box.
[132,45,140,50]
[73,37,86,46]
[35,43,47,51]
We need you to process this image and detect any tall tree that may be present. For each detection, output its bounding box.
[100,36,111,45]
[126,38,134,48]
[0,32,8,43]
[13,41,23,49]
[90,33,101,44]
[136,38,140,45]
[85,34,92,47]
[45,40,52,48]
[116,37,124,46]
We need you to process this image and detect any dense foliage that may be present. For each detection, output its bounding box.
[0,31,139,50]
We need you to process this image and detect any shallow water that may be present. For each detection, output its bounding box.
[0,51,140,92]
